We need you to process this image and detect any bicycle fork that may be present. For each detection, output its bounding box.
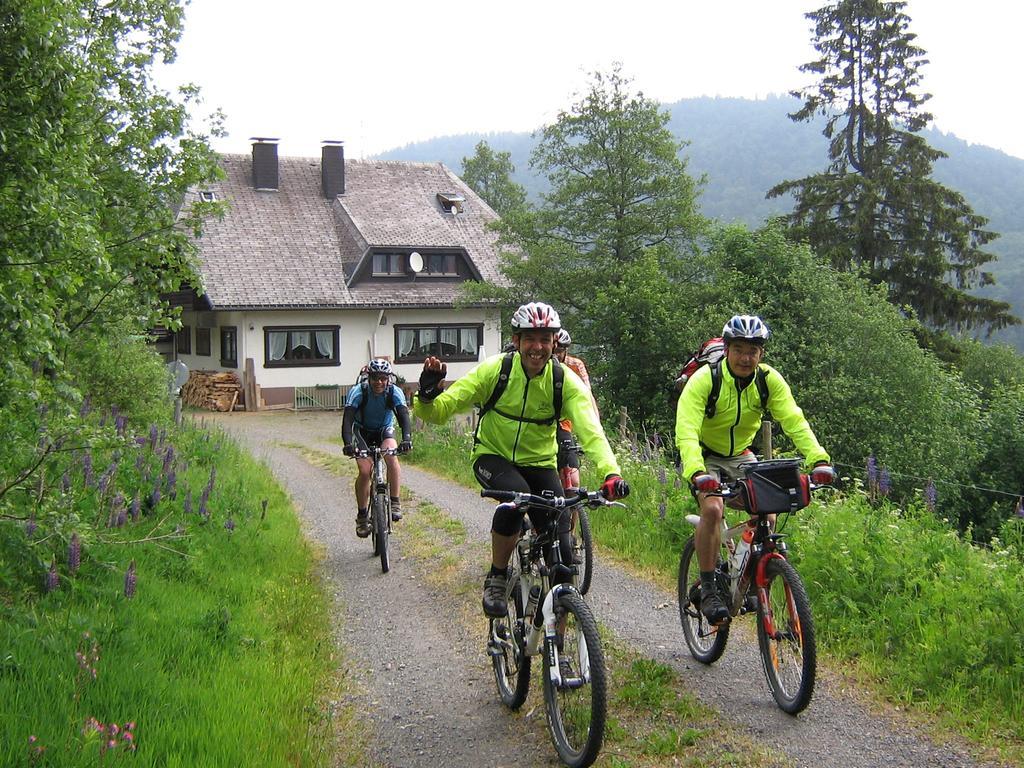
[532,584,590,689]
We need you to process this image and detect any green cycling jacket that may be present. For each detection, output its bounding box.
[414,353,621,479]
[675,361,829,479]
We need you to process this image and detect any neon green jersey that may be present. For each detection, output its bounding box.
[675,361,829,479]
[414,353,621,479]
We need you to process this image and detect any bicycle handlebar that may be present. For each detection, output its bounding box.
[351,447,401,459]
[480,487,623,509]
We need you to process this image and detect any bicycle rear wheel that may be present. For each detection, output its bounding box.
[756,557,816,714]
[542,590,606,768]
[489,570,531,709]
[677,536,730,663]
[372,492,390,573]
[574,507,595,596]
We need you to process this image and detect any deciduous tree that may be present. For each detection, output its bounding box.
[481,66,707,428]
[459,140,527,217]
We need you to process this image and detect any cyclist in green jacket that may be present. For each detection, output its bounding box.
[415,301,630,618]
[675,314,835,625]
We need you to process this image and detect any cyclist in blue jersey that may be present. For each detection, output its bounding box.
[342,359,413,538]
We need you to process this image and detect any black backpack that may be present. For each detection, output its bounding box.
[477,352,564,426]
[705,358,769,418]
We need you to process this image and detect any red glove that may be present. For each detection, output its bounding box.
[811,462,836,485]
[601,475,630,500]
[691,473,719,493]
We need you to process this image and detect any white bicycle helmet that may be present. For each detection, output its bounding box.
[722,314,770,345]
[367,358,393,376]
[510,302,561,331]
[556,329,572,347]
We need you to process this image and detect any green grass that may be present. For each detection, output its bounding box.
[404,421,1024,764]
[0,423,356,767]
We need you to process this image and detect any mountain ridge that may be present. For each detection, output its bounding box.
[378,95,1024,349]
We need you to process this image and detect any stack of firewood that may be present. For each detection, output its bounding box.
[180,370,243,412]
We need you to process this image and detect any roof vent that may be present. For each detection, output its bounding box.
[437,192,465,215]
[251,137,279,191]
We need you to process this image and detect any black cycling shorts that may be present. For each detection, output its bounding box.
[473,454,573,578]
[556,427,580,470]
[352,424,396,452]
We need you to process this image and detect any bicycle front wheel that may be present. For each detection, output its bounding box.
[542,590,606,768]
[756,557,816,714]
[489,572,531,709]
[574,507,595,596]
[677,536,730,663]
[372,492,390,573]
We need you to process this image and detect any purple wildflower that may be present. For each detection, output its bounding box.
[115,508,127,527]
[147,486,161,510]
[207,465,217,493]
[183,491,192,515]
[99,414,107,428]
[165,469,177,500]
[25,516,38,538]
[224,518,235,532]
[1016,497,1024,519]
[61,470,71,493]
[79,396,92,418]
[197,496,208,519]
[162,445,175,473]
[657,466,667,485]
[658,500,666,519]
[68,534,81,574]
[130,493,141,521]
[924,479,937,511]
[134,436,147,448]
[148,424,158,451]
[866,454,878,487]
[81,452,93,487]
[879,467,891,497]
[45,559,59,593]
[134,452,145,472]
[97,463,116,496]
[124,560,137,599]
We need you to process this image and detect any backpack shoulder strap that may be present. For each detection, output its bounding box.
[705,359,723,418]
[551,356,564,423]
[755,366,770,412]
[479,352,515,417]
[358,381,369,423]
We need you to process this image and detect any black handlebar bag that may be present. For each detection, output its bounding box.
[740,459,811,514]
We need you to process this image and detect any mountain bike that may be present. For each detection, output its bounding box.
[353,447,399,574]
[483,487,623,768]
[677,458,820,714]
[559,438,594,596]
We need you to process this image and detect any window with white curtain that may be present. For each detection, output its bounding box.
[394,324,482,363]
[264,326,340,367]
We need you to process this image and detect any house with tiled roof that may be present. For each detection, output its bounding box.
[171,139,506,408]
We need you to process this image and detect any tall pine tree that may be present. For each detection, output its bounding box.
[769,0,1017,335]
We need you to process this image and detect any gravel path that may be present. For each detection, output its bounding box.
[208,411,1007,768]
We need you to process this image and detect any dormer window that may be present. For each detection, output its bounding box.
[198,190,217,203]
[436,192,465,215]
[371,249,463,277]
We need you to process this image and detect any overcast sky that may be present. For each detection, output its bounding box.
[155,1,1024,161]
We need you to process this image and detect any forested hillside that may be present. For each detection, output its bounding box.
[378,95,1024,350]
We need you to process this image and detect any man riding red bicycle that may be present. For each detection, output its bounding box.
[675,314,835,625]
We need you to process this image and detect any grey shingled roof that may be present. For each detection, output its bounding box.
[186,152,507,310]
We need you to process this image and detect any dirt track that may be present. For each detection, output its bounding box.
[208,410,1007,768]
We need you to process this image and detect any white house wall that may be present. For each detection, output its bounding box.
[176,308,502,389]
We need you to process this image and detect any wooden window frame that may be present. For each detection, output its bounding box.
[264,325,340,368]
[219,326,237,368]
[394,323,483,364]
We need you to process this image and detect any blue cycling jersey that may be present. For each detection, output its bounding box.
[345,383,407,431]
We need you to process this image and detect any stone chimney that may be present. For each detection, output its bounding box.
[251,137,279,191]
[321,140,345,198]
